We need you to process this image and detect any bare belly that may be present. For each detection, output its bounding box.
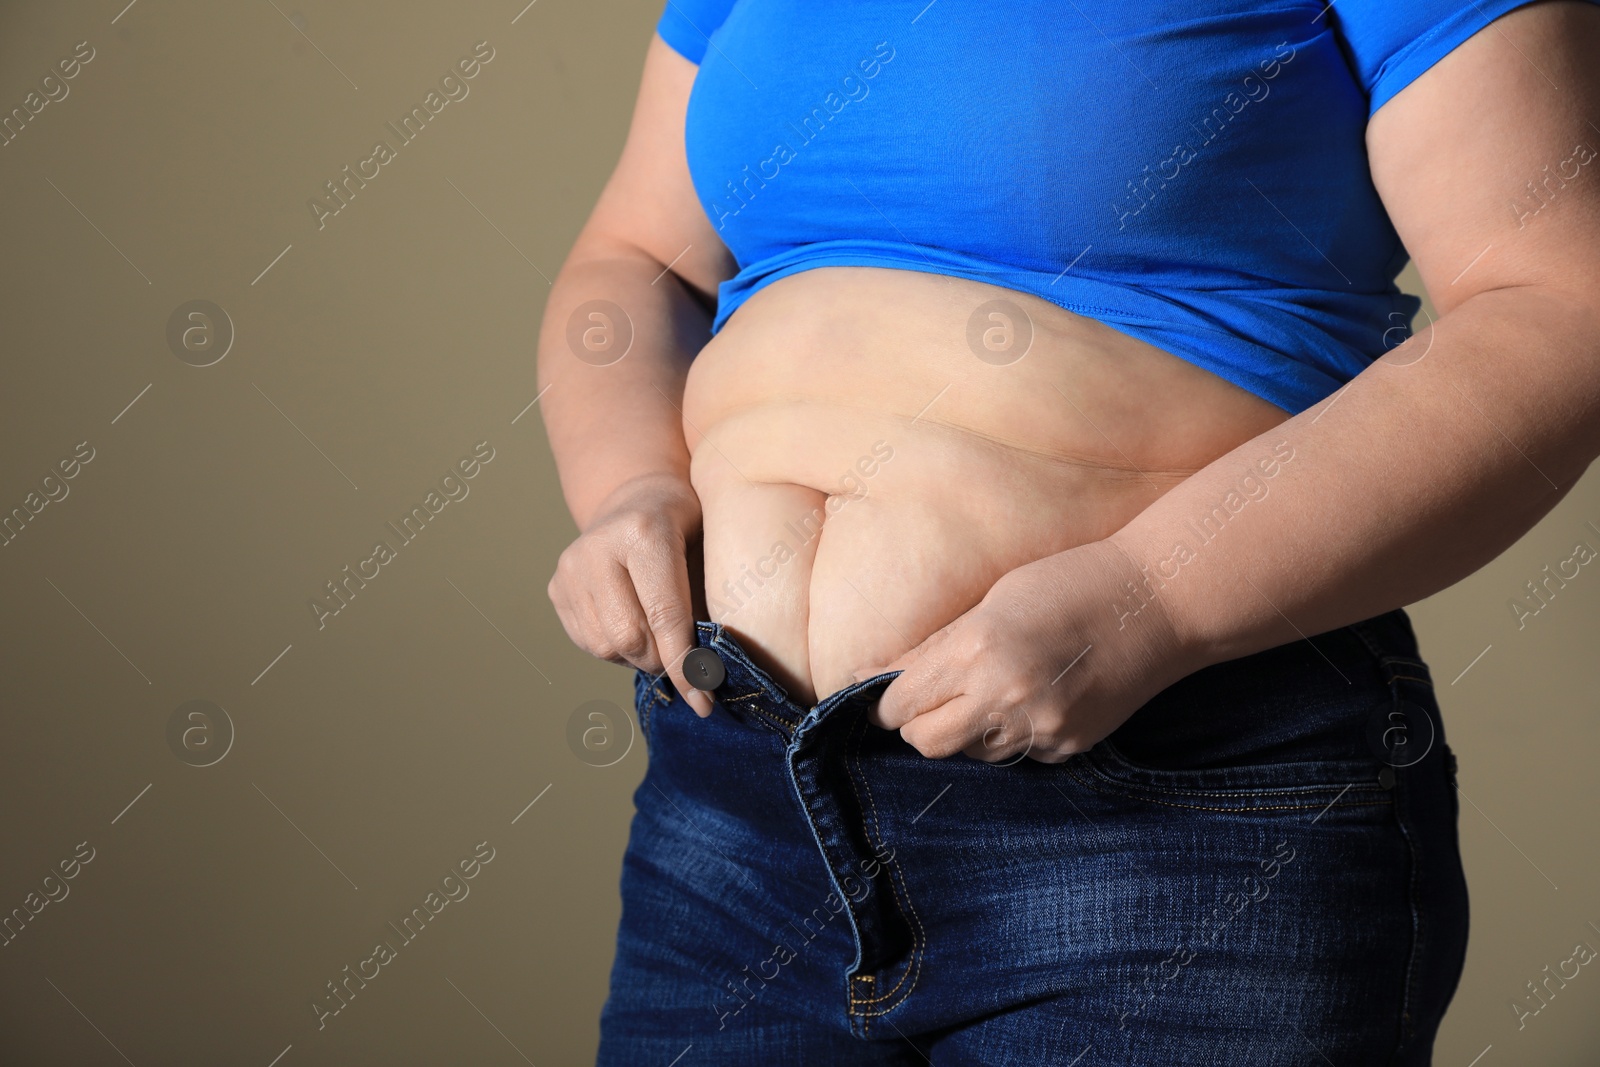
[681,267,1287,707]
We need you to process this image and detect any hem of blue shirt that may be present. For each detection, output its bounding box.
[706,247,1411,416]
[1363,0,1590,115]
[656,8,713,65]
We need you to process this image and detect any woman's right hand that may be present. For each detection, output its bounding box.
[547,473,714,716]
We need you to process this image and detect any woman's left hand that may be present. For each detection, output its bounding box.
[858,538,1206,763]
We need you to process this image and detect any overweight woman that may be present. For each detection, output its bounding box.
[538,2,1600,1062]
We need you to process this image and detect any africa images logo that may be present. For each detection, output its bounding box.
[307,42,496,231]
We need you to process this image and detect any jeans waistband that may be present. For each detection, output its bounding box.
[686,620,910,741]
[678,608,1431,737]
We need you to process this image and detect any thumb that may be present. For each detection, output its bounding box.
[637,563,713,717]
[660,636,714,717]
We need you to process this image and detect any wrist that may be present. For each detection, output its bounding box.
[1101,530,1217,681]
[587,470,701,535]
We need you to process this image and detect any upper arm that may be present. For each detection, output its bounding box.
[1365,1,1600,314]
[575,33,736,305]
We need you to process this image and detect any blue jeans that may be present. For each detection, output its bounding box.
[598,609,1468,1065]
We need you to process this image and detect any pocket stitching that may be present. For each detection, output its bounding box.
[1065,760,1392,813]
[1095,739,1383,796]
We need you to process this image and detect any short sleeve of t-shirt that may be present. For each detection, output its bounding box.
[1332,0,1598,115]
[656,0,737,64]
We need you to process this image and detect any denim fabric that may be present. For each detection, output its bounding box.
[598,609,1468,1065]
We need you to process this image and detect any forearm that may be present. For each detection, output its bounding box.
[536,238,712,531]
[1109,284,1600,668]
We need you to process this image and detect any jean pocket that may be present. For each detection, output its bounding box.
[1070,739,1392,815]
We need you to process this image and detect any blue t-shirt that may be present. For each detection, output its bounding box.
[655,0,1575,414]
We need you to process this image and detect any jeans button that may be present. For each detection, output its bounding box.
[683,647,726,690]
[1378,767,1397,790]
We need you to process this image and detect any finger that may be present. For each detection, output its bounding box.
[873,639,968,730]
[897,693,988,760]
[546,574,586,652]
[594,562,661,670]
[548,561,606,658]
[629,546,712,717]
[960,705,1039,764]
[577,585,637,667]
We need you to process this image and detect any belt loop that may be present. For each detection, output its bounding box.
[1345,612,1401,686]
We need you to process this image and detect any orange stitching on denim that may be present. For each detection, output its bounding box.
[742,698,797,731]
[851,975,877,1037]
[651,685,672,704]
[844,712,926,1012]
[842,713,916,1009]
[745,703,797,737]
[849,979,884,1004]
[1064,763,1392,814]
[848,717,923,1008]
[843,715,912,1009]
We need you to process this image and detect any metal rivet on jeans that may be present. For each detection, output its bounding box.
[1378,767,1397,790]
[683,647,726,690]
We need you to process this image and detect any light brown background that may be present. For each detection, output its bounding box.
[0,2,1595,1063]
